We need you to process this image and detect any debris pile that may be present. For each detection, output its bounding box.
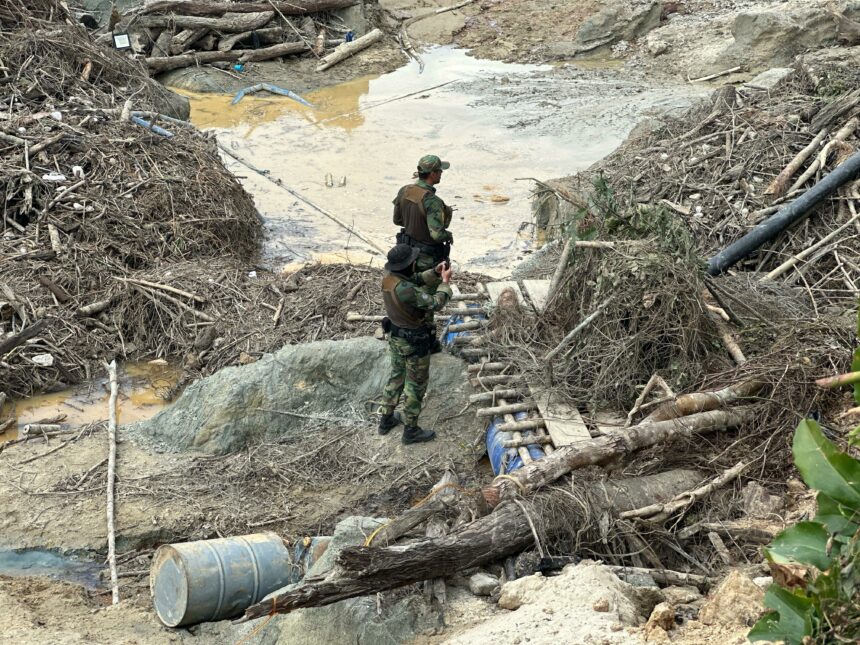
[0,3,260,397]
[101,0,378,74]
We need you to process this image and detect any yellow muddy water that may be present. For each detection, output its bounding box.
[177,48,617,275]
[0,362,180,443]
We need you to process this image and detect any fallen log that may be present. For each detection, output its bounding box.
[0,319,47,357]
[484,407,756,505]
[146,41,307,72]
[316,28,383,72]
[764,128,828,198]
[644,380,762,423]
[218,26,283,51]
[138,11,275,32]
[140,0,357,16]
[241,469,703,620]
[170,27,209,54]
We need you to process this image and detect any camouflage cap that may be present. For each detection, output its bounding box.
[417,155,450,173]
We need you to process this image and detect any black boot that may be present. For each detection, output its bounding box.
[402,425,436,444]
[378,411,403,435]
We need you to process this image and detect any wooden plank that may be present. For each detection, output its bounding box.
[484,281,524,306]
[522,279,552,313]
[529,385,590,446]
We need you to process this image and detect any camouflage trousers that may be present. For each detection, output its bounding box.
[380,335,430,427]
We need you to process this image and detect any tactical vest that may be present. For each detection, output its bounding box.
[399,185,436,245]
[382,274,425,329]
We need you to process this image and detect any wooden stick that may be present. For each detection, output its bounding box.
[131,284,214,322]
[713,318,746,365]
[607,565,713,590]
[497,418,545,432]
[618,461,747,522]
[447,320,488,332]
[788,117,859,194]
[450,292,487,301]
[543,298,611,361]
[816,370,860,388]
[0,319,47,356]
[466,362,508,373]
[76,299,112,317]
[105,360,120,605]
[116,277,206,303]
[708,532,733,565]
[316,28,383,72]
[502,435,552,448]
[546,238,572,307]
[476,402,537,418]
[765,128,828,197]
[625,374,661,427]
[468,389,525,404]
[645,380,761,423]
[688,66,742,83]
[761,212,860,281]
[403,0,474,26]
[472,374,521,386]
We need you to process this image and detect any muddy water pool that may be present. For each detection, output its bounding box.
[180,47,705,275]
[0,361,180,444]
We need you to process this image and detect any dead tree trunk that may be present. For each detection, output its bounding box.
[242,469,705,620]
[483,407,755,506]
[146,42,306,72]
[140,0,357,16]
[139,11,274,32]
[644,380,763,423]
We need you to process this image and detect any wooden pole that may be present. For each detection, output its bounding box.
[105,360,120,605]
[316,29,383,72]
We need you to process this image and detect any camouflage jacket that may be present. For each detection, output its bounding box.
[389,268,452,320]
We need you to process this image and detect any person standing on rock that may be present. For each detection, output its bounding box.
[392,154,454,352]
[378,243,453,444]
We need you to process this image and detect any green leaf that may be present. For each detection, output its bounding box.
[793,419,860,508]
[766,521,834,570]
[816,492,860,536]
[748,586,814,644]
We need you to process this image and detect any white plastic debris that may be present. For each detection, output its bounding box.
[31,353,55,367]
[42,172,66,182]
[72,165,85,179]
[50,111,63,121]
[248,270,257,278]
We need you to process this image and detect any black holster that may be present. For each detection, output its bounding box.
[396,229,450,264]
[389,322,434,358]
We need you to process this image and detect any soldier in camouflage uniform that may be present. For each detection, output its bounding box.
[393,154,454,272]
[378,244,453,444]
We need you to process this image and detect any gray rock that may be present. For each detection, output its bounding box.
[742,482,784,519]
[157,67,237,94]
[714,8,844,72]
[743,67,794,91]
[573,1,662,53]
[469,571,500,596]
[133,337,470,454]
[149,86,191,121]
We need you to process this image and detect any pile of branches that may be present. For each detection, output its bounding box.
[99,0,365,74]
[0,3,261,397]
[558,68,860,310]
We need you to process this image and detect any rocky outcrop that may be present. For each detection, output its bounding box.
[572,0,662,55]
[710,5,860,73]
[133,337,470,453]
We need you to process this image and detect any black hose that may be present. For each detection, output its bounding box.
[707,149,860,276]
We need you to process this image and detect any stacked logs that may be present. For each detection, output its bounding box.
[103,0,373,74]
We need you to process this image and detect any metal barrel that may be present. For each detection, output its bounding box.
[150,532,294,627]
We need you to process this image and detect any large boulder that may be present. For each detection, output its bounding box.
[707,6,857,73]
[133,337,470,453]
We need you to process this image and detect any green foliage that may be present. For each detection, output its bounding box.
[749,420,860,644]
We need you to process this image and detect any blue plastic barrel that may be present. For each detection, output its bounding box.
[486,412,545,475]
[442,304,487,348]
[150,532,294,627]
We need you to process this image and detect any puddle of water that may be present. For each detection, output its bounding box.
[180,47,620,275]
[0,361,180,442]
[0,549,103,589]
